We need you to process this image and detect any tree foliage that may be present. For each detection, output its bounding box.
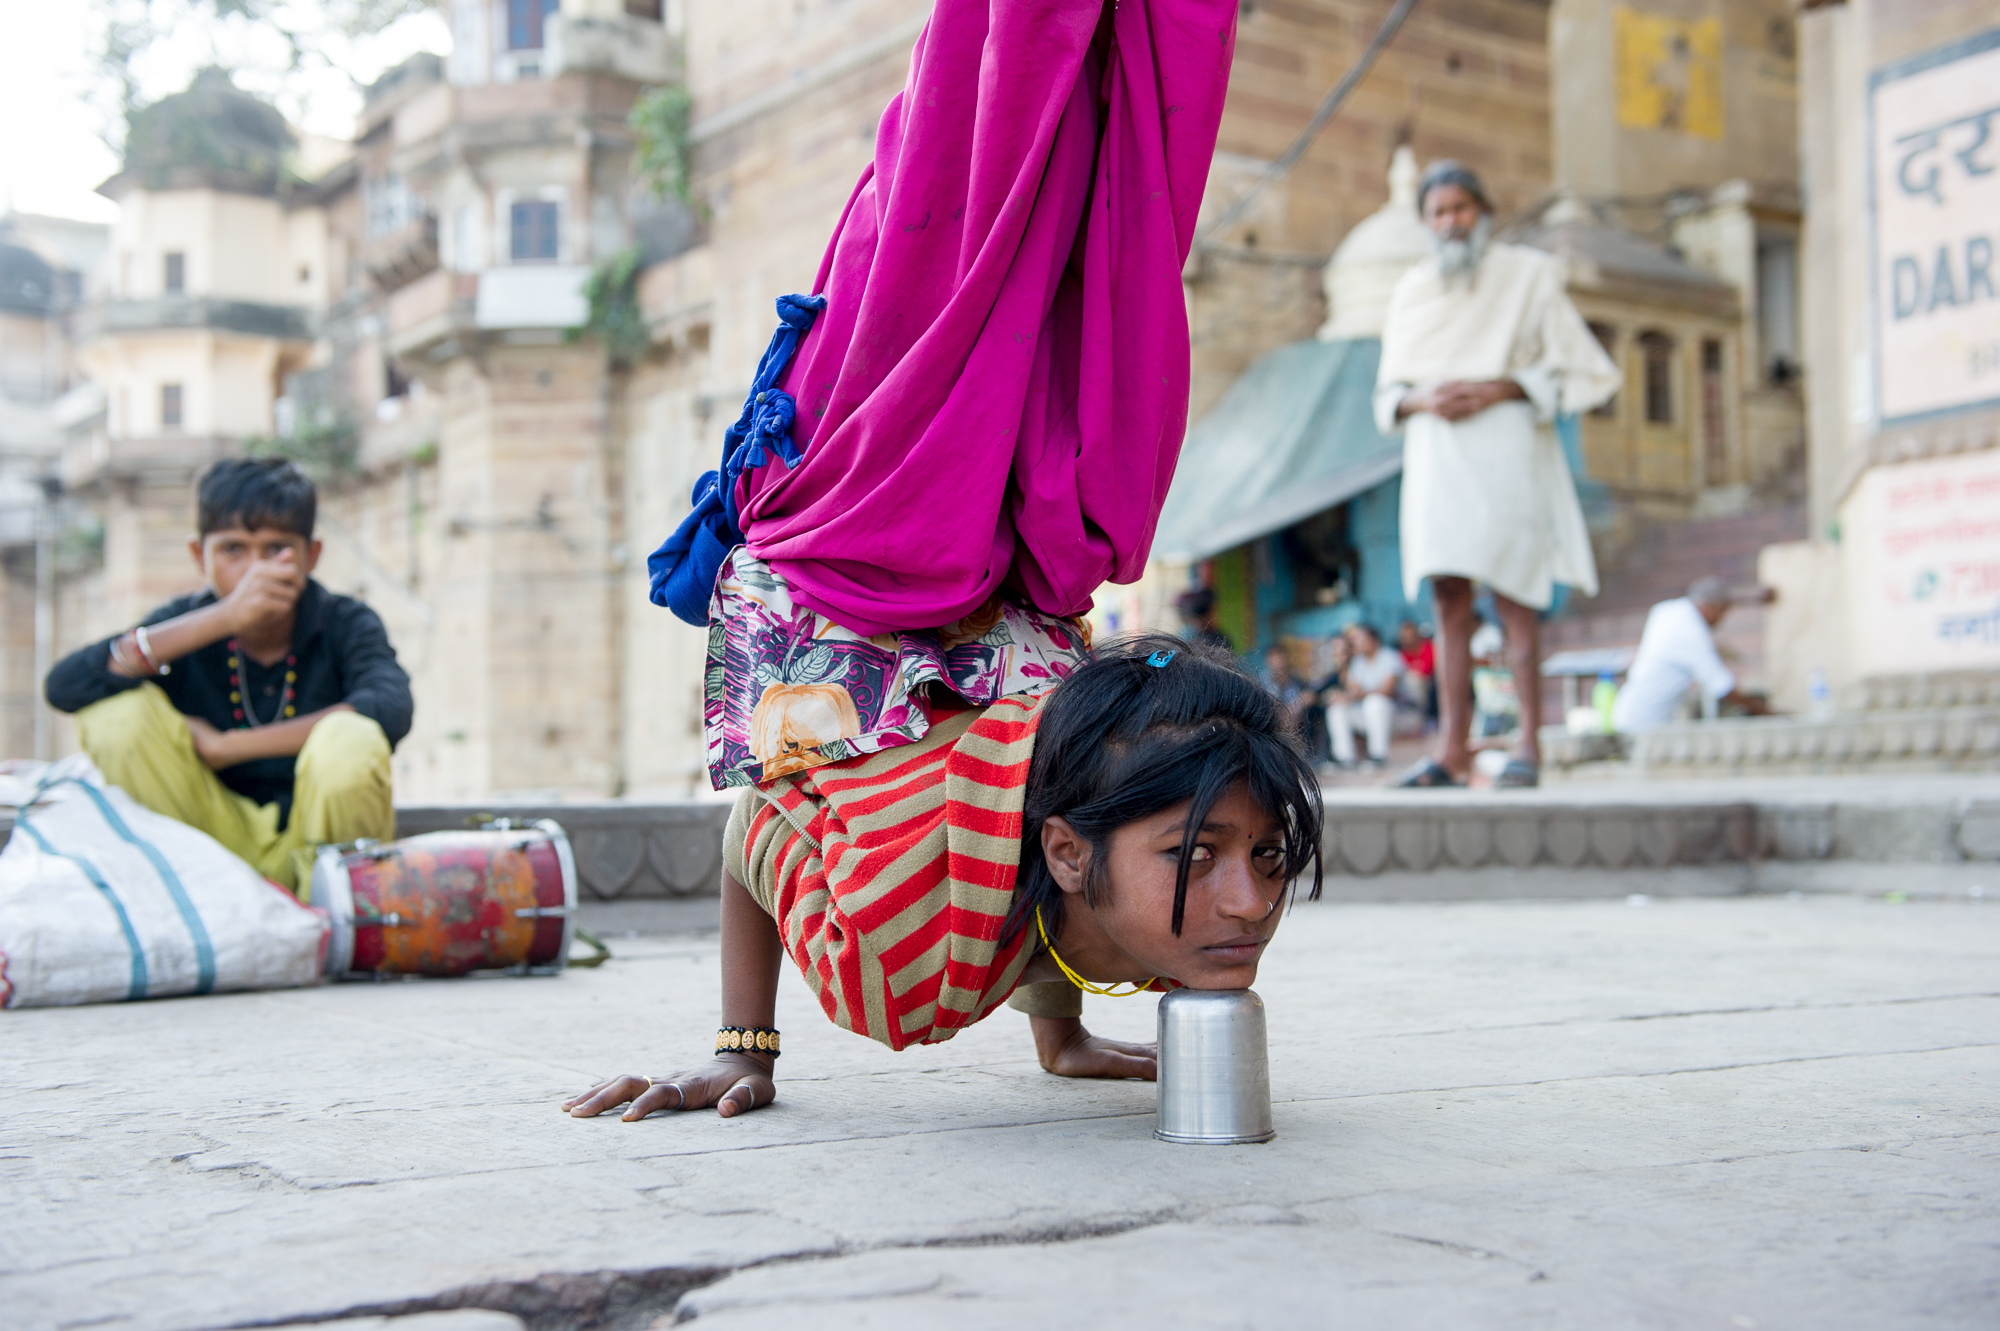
[629,83,695,206]
[569,247,650,369]
[91,0,443,147]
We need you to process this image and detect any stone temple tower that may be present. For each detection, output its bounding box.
[1316,146,1430,343]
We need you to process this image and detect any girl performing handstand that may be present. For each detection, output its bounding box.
[565,0,1315,1119]
[565,637,1324,1119]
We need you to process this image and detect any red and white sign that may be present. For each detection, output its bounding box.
[1848,449,2000,675]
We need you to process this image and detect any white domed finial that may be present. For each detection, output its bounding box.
[1387,144,1418,213]
[1317,147,1434,341]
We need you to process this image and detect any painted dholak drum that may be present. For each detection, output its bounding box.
[309,820,578,978]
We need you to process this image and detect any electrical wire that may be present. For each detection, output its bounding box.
[1194,0,1423,251]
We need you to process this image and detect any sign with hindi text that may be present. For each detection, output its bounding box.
[1846,449,2000,677]
[1871,30,2000,426]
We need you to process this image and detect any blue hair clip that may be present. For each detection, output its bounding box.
[1146,649,1177,668]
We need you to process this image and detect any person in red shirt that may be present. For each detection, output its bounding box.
[1398,619,1437,722]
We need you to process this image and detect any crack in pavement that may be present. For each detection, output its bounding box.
[1376,1229,1549,1282]
[206,1209,1192,1331]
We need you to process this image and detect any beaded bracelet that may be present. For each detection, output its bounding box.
[716,1025,781,1058]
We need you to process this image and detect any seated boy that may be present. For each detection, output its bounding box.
[43,457,413,894]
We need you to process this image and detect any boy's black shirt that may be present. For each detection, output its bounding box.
[44,579,413,819]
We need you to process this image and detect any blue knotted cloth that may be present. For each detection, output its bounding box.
[647,294,827,624]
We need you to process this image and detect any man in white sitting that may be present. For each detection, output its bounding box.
[1328,623,1404,771]
[1612,577,1770,733]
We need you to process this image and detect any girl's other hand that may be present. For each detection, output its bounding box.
[1031,1016,1157,1081]
[561,1054,776,1120]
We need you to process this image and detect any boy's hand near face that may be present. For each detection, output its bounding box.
[219,547,307,636]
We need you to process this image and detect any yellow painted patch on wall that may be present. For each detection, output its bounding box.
[1614,8,1724,142]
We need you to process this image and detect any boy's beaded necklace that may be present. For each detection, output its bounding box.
[227,640,297,728]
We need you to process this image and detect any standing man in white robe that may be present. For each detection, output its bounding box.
[1374,161,1621,787]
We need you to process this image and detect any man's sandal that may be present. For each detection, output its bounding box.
[1394,758,1463,788]
[1495,758,1540,788]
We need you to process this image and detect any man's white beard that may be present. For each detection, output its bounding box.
[1431,214,1492,279]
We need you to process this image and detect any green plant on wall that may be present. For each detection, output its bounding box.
[570,247,649,369]
[245,415,359,480]
[630,83,694,205]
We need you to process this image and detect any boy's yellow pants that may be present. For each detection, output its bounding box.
[72,684,394,895]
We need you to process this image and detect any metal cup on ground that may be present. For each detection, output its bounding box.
[1154,987,1275,1144]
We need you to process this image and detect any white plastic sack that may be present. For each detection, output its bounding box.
[0,757,328,1008]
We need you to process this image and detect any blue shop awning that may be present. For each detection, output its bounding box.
[1152,337,1402,562]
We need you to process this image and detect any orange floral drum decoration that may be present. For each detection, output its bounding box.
[309,822,577,978]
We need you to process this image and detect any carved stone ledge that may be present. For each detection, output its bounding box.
[394,801,732,899]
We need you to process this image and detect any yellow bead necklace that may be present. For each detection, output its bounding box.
[1034,905,1155,998]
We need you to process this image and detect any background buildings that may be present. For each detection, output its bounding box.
[2,0,1992,794]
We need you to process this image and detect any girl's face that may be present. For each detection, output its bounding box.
[1048,783,1291,990]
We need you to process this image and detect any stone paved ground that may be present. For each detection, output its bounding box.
[4,886,1996,1330]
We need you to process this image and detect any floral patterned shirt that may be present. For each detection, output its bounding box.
[704,547,1090,790]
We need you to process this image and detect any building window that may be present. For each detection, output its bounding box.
[1700,338,1727,484]
[1756,236,1799,384]
[624,0,662,17]
[365,173,414,239]
[508,0,559,49]
[1587,322,1619,418]
[160,383,183,431]
[164,252,185,294]
[510,199,560,262]
[1638,331,1675,424]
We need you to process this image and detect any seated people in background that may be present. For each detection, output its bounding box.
[1396,618,1436,718]
[44,458,413,894]
[1175,587,1233,652]
[1304,632,1352,767]
[1467,616,1519,739]
[1612,577,1770,734]
[1259,644,1314,742]
[1469,615,1504,666]
[1327,623,1404,771]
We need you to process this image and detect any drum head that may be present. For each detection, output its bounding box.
[531,819,579,974]
[309,846,356,978]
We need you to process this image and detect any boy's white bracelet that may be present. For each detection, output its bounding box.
[134,625,169,675]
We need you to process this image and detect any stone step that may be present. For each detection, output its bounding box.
[1317,774,2000,887]
[1540,707,2000,781]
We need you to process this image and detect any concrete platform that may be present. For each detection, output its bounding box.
[4,882,1996,1330]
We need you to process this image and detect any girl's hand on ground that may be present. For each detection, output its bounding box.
[1036,1020,1157,1081]
[561,1054,776,1120]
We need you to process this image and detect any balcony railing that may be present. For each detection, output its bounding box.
[363,212,440,293]
[79,297,314,343]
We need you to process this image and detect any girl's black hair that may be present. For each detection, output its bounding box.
[1003,632,1324,945]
